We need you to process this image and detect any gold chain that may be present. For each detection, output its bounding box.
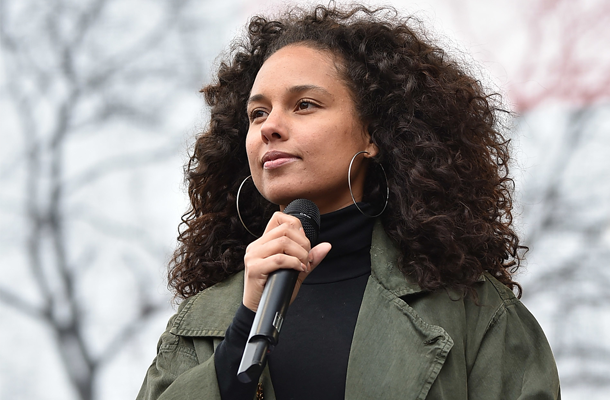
[256,383,264,400]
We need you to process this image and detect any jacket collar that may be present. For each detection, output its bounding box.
[170,271,244,337]
[368,220,425,297]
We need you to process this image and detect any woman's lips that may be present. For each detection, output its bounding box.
[262,151,299,170]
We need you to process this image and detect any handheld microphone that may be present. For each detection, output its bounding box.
[237,199,320,383]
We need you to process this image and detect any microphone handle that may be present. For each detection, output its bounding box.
[237,269,299,383]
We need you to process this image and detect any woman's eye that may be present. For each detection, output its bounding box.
[297,100,317,111]
[249,109,267,121]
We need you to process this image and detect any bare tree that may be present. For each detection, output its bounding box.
[0,0,238,399]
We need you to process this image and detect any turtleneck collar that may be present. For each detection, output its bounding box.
[303,203,376,285]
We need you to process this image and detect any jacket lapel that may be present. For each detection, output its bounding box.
[345,222,453,400]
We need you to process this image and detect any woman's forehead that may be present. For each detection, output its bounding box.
[250,45,345,96]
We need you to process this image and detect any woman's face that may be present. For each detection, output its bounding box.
[246,44,377,214]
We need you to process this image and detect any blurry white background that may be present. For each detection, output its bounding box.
[0,0,608,399]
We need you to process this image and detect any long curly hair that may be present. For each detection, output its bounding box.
[168,3,525,300]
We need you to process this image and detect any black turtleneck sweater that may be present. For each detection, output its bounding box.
[215,204,376,400]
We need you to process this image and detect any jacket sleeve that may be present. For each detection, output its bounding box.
[136,314,224,400]
[467,297,561,400]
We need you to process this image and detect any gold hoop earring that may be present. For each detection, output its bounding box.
[348,151,389,218]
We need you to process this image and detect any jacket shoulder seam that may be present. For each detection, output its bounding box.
[482,273,521,331]
[483,272,519,303]
[486,301,508,331]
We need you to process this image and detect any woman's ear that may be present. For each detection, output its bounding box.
[362,124,379,158]
[365,141,379,158]
[364,135,379,158]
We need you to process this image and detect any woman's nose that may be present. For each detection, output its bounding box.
[260,110,288,143]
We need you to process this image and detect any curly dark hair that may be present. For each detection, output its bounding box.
[168,3,525,300]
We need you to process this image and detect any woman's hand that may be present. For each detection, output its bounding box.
[243,211,332,312]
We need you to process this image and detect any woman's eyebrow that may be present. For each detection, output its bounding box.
[287,84,333,98]
[247,93,265,106]
[247,84,334,106]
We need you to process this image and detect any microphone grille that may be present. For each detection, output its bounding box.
[283,199,320,246]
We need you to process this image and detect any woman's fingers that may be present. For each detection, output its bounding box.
[290,242,332,304]
[245,234,310,272]
[243,211,316,311]
[309,242,332,269]
[259,212,312,250]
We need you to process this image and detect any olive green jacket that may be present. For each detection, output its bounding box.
[137,223,561,400]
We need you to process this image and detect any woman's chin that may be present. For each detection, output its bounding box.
[267,194,308,209]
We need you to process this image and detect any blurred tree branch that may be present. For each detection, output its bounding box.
[0,0,216,399]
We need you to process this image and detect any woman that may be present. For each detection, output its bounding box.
[137,4,560,400]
